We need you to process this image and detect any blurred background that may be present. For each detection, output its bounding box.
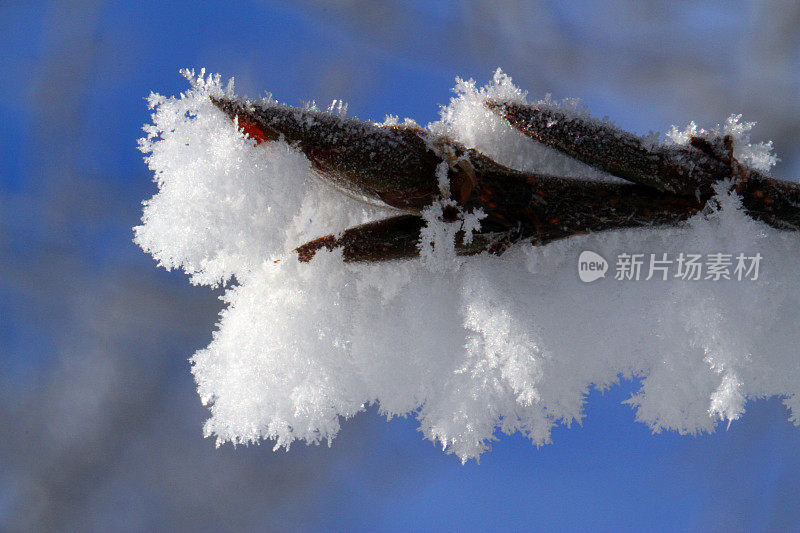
[2,0,800,530]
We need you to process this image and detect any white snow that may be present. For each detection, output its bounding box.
[135,68,800,462]
[666,114,779,172]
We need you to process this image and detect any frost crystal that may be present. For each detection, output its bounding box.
[136,69,800,462]
[666,114,779,172]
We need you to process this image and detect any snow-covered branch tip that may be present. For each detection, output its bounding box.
[209,89,800,265]
[135,69,800,461]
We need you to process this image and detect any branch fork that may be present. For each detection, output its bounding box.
[210,95,800,263]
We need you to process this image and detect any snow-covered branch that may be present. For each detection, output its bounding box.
[136,69,800,461]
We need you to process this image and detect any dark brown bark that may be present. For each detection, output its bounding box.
[211,94,800,263]
[485,100,732,197]
[487,99,800,232]
[296,215,425,262]
[739,173,800,230]
[211,96,468,212]
[296,174,703,262]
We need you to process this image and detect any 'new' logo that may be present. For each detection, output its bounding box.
[578,251,608,282]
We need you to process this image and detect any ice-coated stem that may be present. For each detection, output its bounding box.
[488,99,800,231]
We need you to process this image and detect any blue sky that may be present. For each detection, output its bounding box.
[2,1,800,530]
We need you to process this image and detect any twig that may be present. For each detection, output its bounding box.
[210,95,800,263]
